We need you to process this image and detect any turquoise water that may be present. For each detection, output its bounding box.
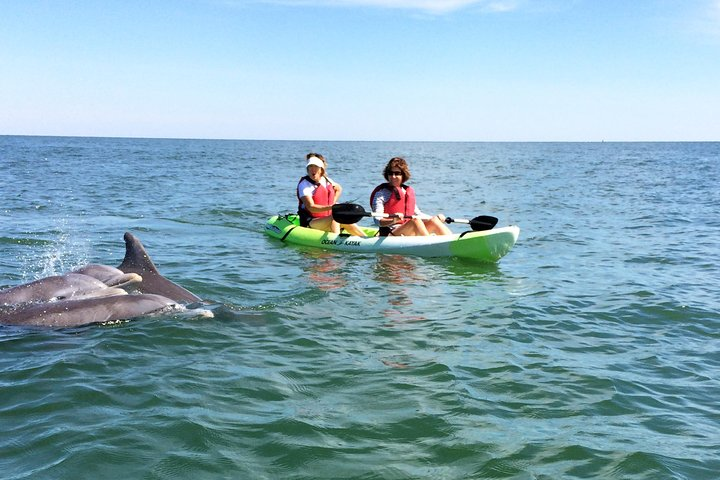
[1,136,718,479]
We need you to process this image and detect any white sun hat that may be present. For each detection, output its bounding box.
[306,156,325,169]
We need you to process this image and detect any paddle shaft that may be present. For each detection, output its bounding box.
[445,216,498,231]
[331,203,497,231]
[373,213,497,231]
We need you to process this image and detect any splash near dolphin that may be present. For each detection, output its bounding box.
[0,232,213,328]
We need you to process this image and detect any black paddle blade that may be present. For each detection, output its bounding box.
[445,215,499,231]
[469,215,498,231]
[332,203,369,225]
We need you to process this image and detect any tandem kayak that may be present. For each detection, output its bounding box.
[264,214,520,262]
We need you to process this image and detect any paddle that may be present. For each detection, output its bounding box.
[331,203,498,231]
[332,203,374,224]
[444,215,498,231]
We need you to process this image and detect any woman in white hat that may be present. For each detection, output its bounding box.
[297,153,367,237]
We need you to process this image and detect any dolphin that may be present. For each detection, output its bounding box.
[117,232,202,304]
[0,232,212,328]
[0,293,202,328]
[0,273,117,306]
[73,264,143,289]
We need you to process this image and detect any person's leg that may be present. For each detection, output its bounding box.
[340,223,368,237]
[309,216,340,233]
[392,217,429,236]
[424,215,452,235]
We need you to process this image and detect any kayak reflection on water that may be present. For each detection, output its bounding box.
[373,255,427,324]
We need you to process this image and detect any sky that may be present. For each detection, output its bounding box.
[1,0,719,141]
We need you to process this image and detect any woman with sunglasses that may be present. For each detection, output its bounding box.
[297,153,367,237]
[369,157,452,237]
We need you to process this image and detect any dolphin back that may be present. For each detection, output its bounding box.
[0,293,176,328]
[0,273,109,305]
[117,232,201,304]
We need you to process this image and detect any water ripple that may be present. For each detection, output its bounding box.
[2,138,719,479]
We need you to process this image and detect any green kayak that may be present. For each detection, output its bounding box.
[264,214,519,262]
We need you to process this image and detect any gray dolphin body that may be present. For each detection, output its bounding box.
[73,264,142,289]
[117,232,201,303]
[1,294,177,328]
[0,273,113,305]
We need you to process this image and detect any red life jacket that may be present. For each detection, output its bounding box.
[297,176,334,218]
[370,183,416,223]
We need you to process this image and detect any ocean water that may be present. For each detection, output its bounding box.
[0,136,718,479]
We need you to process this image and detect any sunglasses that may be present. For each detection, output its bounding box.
[389,171,403,176]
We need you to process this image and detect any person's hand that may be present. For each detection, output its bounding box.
[393,213,404,222]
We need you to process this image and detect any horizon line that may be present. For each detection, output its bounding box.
[2,134,718,144]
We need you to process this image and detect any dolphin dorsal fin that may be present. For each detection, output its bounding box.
[118,232,160,274]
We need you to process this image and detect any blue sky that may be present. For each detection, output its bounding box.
[1,0,719,141]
